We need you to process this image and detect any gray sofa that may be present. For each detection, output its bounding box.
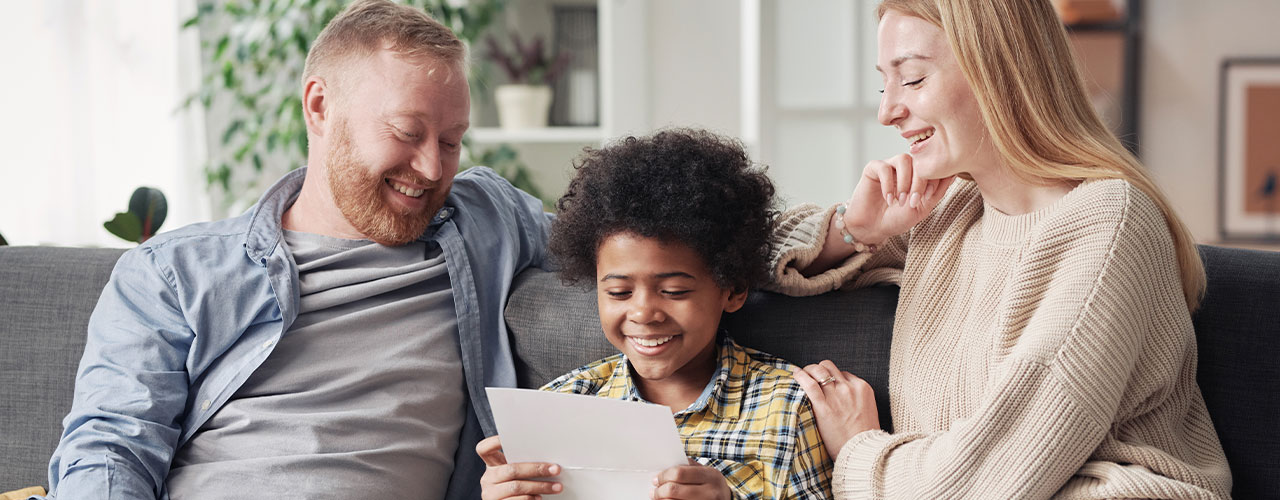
[2,245,1278,497]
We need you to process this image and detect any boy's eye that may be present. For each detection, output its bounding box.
[662,290,691,297]
[605,290,632,298]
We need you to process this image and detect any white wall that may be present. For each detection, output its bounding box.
[1142,0,1280,244]
[646,0,742,136]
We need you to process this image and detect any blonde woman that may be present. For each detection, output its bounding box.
[773,0,1233,498]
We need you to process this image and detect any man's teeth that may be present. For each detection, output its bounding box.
[388,180,425,198]
[634,336,674,347]
[908,130,934,144]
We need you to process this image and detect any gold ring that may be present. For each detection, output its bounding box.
[817,374,836,387]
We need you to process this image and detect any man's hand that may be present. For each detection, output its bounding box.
[793,360,882,461]
[477,435,563,500]
[651,461,730,500]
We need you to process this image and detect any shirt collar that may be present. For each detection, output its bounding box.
[614,333,743,420]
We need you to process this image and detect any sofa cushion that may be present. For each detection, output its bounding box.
[1193,245,1280,498]
[0,247,125,490]
[503,269,900,430]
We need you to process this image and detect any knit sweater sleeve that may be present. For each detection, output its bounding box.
[832,187,1216,499]
[764,203,907,297]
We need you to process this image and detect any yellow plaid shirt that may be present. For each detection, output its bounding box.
[541,335,834,499]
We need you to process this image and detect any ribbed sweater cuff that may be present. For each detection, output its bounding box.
[832,430,913,500]
[765,203,871,296]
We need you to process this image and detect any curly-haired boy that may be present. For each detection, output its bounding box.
[477,129,834,499]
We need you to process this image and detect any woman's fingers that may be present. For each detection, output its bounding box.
[892,154,913,206]
[818,360,844,380]
[863,160,895,205]
[792,365,827,405]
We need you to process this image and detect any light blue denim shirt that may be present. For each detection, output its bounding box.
[41,167,552,500]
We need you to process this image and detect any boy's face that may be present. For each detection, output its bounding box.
[595,232,747,386]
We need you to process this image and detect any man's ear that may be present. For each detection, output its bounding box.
[302,76,331,138]
[723,289,749,314]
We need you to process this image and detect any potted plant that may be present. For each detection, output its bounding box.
[104,187,168,244]
[485,33,570,129]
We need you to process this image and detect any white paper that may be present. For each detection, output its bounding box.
[485,387,689,499]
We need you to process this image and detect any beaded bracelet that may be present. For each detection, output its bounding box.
[834,204,877,253]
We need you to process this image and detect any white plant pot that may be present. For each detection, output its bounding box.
[495,84,552,130]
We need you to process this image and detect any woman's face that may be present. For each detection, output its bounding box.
[876,10,998,179]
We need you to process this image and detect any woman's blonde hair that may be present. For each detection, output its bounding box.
[877,0,1206,310]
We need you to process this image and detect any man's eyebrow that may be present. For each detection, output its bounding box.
[875,53,932,72]
[388,111,469,131]
[600,273,629,282]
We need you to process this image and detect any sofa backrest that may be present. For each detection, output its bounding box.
[506,245,1280,498]
[0,244,1275,496]
[0,247,125,490]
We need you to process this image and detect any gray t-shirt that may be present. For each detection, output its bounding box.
[166,230,466,499]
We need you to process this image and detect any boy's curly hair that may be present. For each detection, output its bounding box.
[550,128,778,292]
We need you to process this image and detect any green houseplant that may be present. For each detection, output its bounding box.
[104,187,168,244]
[183,0,550,213]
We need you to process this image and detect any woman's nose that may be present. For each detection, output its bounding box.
[878,90,907,126]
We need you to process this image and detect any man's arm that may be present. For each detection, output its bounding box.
[46,247,194,499]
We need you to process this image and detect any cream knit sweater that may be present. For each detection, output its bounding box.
[768,179,1231,499]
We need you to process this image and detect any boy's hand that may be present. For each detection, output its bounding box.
[651,461,730,500]
[477,435,564,500]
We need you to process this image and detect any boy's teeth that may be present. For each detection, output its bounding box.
[635,336,674,347]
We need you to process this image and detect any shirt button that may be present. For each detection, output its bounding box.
[201,400,212,411]
[263,340,275,349]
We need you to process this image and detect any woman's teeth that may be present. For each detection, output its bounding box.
[909,130,934,144]
[634,336,674,347]
[388,179,425,198]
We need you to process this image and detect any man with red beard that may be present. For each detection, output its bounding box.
[39,2,549,499]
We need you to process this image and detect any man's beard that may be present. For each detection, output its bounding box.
[326,125,444,246]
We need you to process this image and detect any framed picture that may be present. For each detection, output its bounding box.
[1219,58,1280,242]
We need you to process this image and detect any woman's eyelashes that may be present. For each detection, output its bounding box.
[878,77,926,94]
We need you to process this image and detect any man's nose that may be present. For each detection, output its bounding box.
[411,142,443,182]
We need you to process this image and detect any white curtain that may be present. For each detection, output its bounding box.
[0,0,208,247]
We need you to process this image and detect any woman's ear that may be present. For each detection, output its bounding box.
[723,288,749,313]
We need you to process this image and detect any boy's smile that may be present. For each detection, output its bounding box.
[595,232,747,408]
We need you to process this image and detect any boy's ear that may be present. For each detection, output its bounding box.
[724,289,749,314]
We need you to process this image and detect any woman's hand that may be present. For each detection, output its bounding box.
[843,154,956,246]
[793,360,881,461]
[802,154,954,275]
[651,461,731,500]
[477,435,564,500]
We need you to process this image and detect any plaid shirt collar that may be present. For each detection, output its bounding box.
[609,333,743,420]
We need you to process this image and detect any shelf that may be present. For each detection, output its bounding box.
[1065,20,1129,33]
[468,126,605,144]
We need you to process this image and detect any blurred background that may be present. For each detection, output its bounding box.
[1,0,1278,249]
